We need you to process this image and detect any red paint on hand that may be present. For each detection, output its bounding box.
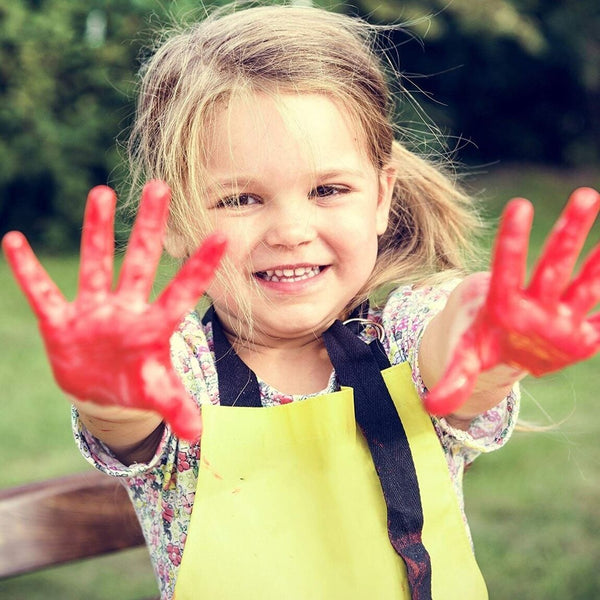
[425,187,600,416]
[2,181,227,441]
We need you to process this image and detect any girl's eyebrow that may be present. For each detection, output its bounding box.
[208,167,368,190]
[312,168,367,180]
[208,176,253,189]
[203,177,254,198]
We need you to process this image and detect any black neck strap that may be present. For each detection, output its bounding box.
[203,306,432,599]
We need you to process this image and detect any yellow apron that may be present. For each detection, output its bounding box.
[174,362,487,599]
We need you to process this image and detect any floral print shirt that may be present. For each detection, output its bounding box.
[73,283,519,599]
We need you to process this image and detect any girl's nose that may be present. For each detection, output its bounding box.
[264,199,318,249]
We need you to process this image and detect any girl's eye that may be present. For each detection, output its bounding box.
[310,185,348,199]
[215,193,260,209]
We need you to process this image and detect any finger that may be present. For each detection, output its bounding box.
[579,314,600,354]
[423,347,481,417]
[2,231,66,322]
[555,317,600,368]
[562,242,600,315]
[528,187,600,301]
[423,322,485,416]
[588,312,600,356]
[488,199,534,305]
[78,185,117,303]
[163,391,203,442]
[117,180,171,299]
[155,233,227,323]
[140,360,202,442]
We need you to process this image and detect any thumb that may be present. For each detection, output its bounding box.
[423,344,481,417]
[141,360,202,442]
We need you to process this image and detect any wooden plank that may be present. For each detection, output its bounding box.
[0,470,146,579]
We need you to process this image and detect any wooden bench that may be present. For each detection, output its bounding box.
[0,469,155,595]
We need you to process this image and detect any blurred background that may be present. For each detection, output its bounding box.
[0,1,598,598]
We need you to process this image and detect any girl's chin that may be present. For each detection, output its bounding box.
[210,288,353,340]
[250,308,341,339]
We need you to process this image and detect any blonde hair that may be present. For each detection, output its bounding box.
[127,2,483,322]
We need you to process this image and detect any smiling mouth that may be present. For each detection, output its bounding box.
[255,266,323,283]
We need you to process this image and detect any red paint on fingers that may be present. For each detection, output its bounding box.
[141,360,202,441]
[117,180,172,299]
[561,242,600,315]
[2,181,220,442]
[488,198,533,302]
[156,233,227,320]
[2,231,67,322]
[528,187,600,301]
[78,185,117,302]
[425,187,600,416]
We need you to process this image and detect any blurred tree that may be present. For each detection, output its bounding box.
[0,0,341,250]
[0,0,144,249]
[355,0,600,166]
[0,0,597,251]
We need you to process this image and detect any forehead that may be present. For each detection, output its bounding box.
[204,92,372,179]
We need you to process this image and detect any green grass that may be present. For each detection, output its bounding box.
[0,550,158,600]
[0,165,598,598]
[464,165,600,599]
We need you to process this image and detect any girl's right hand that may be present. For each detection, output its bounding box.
[2,181,226,442]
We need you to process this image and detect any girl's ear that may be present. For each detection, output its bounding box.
[164,230,189,259]
[376,165,397,235]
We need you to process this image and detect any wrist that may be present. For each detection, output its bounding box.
[73,398,164,463]
[449,364,524,424]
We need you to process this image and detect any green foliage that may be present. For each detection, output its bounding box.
[360,0,547,52]
[0,1,138,249]
[0,0,336,250]
[354,0,600,167]
[0,0,598,251]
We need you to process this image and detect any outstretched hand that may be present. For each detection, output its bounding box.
[2,181,226,441]
[425,187,600,417]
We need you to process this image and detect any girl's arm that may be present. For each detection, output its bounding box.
[420,187,600,428]
[2,182,226,461]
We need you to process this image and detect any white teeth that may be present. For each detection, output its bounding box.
[258,266,321,282]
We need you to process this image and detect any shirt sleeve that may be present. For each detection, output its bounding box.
[71,405,176,477]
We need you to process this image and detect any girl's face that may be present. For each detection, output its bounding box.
[203,92,395,345]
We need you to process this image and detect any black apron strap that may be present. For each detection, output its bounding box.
[203,307,261,407]
[323,320,432,599]
[202,306,432,599]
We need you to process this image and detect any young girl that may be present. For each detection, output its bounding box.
[3,4,599,599]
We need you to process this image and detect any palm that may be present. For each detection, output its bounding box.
[2,181,225,440]
[425,187,600,416]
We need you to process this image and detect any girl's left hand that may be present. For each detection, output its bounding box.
[425,187,600,417]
